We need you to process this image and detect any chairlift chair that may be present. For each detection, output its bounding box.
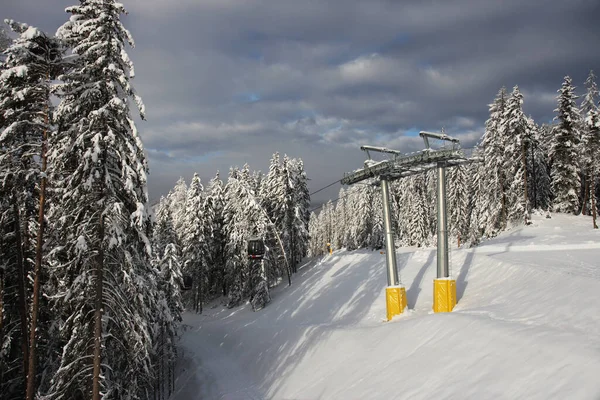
[247,237,265,260]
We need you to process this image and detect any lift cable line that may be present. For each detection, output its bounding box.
[341,131,481,321]
[309,179,342,196]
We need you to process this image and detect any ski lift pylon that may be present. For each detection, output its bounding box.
[247,237,265,259]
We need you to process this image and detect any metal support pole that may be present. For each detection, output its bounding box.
[381,177,399,286]
[437,163,449,278]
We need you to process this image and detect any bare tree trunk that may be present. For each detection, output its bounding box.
[582,175,590,216]
[92,215,104,400]
[0,268,4,391]
[13,200,29,386]
[26,113,49,400]
[531,144,537,209]
[159,324,163,400]
[0,268,4,357]
[522,142,530,223]
[592,169,598,229]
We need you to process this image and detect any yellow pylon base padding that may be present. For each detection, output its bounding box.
[386,286,407,321]
[433,279,456,313]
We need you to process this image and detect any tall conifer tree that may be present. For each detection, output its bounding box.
[550,76,581,214]
[47,1,156,398]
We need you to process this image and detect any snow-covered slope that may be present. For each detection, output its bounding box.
[171,213,600,400]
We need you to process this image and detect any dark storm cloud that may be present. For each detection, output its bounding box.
[3,0,600,204]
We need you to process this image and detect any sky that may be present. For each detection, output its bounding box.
[2,0,600,206]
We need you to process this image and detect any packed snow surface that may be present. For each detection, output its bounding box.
[172,213,600,399]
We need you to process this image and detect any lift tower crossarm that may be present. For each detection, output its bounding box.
[419,130,461,150]
[360,145,403,157]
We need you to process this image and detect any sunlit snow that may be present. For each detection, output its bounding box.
[172,213,600,400]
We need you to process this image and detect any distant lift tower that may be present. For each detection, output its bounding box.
[341,131,469,320]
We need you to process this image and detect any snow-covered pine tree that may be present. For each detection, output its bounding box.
[260,153,286,283]
[204,172,227,297]
[504,86,531,224]
[343,185,359,250]
[332,187,347,250]
[466,153,485,246]
[154,241,183,398]
[528,119,552,211]
[391,178,411,246]
[0,25,11,53]
[47,1,157,398]
[369,184,384,250]
[287,157,310,271]
[181,173,206,313]
[151,198,182,398]
[279,155,297,272]
[223,166,272,307]
[472,87,508,237]
[170,177,188,245]
[0,20,60,399]
[307,211,322,257]
[581,70,600,227]
[550,76,581,214]
[425,169,438,246]
[447,165,470,246]
[405,175,430,247]
[351,182,375,249]
[153,196,177,257]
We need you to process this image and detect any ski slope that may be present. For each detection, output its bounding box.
[171,213,600,400]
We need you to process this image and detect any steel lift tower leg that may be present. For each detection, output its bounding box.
[433,163,457,312]
[381,177,407,320]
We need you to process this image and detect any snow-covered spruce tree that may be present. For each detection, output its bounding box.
[550,76,581,214]
[181,173,206,313]
[0,25,12,53]
[425,169,438,246]
[260,153,286,284]
[223,166,271,308]
[504,86,531,224]
[154,241,183,398]
[0,20,60,399]
[276,155,297,274]
[472,87,508,237]
[151,197,182,398]
[369,184,384,250]
[581,70,600,227]
[223,167,249,306]
[391,178,411,246]
[47,2,158,398]
[287,157,310,271]
[204,172,227,297]
[332,187,347,250]
[527,119,552,211]
[466,153,485,246]
[447,165,470,246]
[350,182,375,249]
[307,211,320,257]
[170,176,188,245]
[406,175,430,247]
[153,196,177,259]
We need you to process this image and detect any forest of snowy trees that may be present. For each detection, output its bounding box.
[0,2,183,399]
[1,0,599,398]
[309,76,600,256]
[0,4,312,397]
[154,152,311,313]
